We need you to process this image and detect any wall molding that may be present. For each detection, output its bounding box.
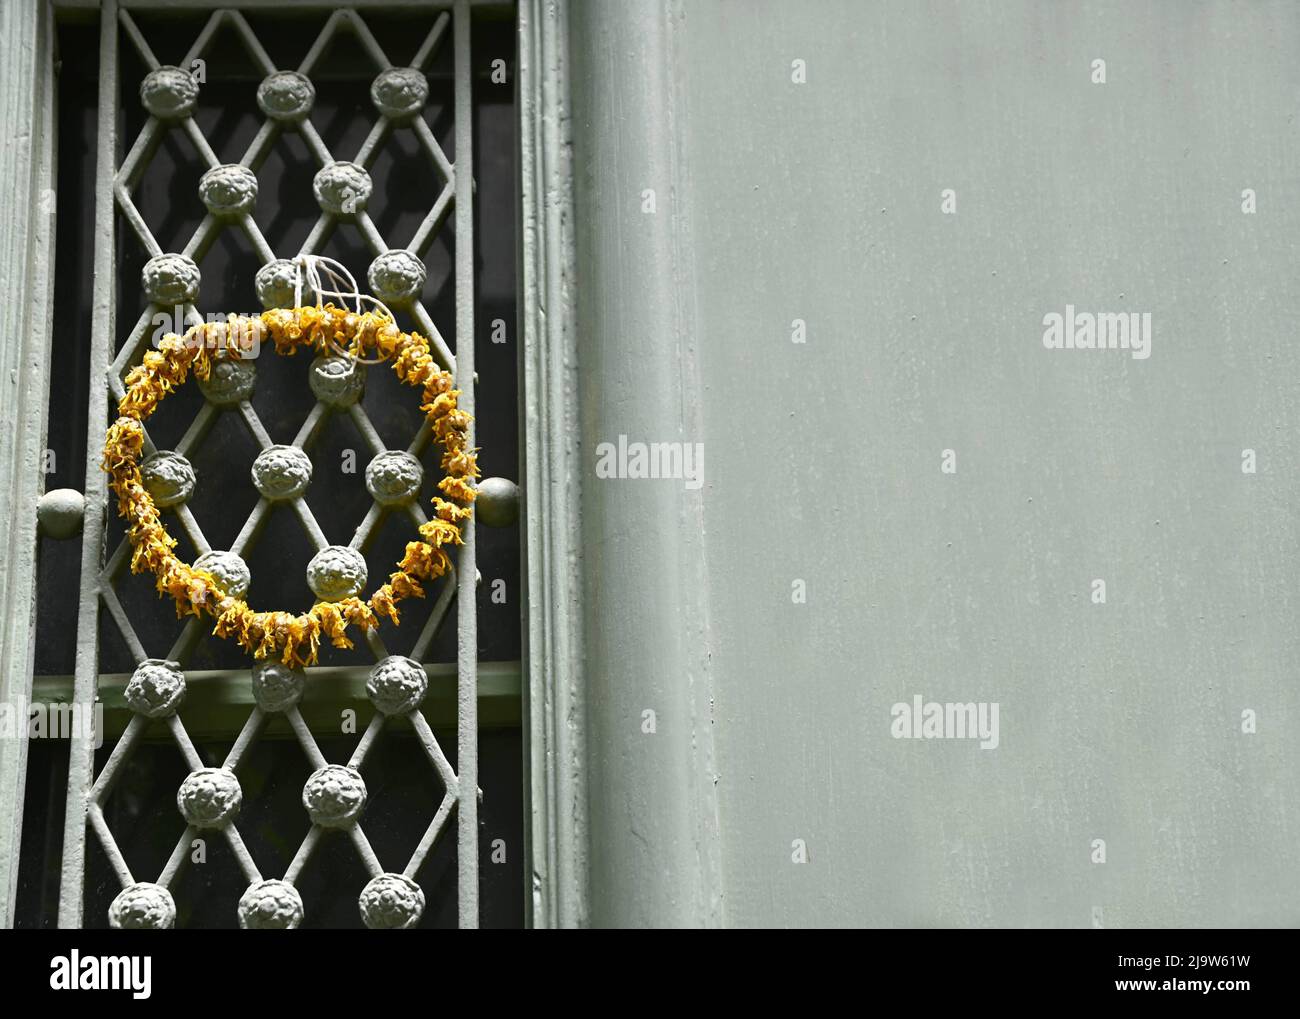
[0,0,58,928]
[518,0,590,929]
[562,0,724,928]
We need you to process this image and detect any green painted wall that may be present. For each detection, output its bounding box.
[568,0,1300,927]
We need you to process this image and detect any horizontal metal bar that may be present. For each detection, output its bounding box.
[31,660,523,741]
[56,0,511,10]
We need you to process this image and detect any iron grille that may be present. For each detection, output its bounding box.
[48,0,502,930]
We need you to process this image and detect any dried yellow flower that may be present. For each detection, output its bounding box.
[102,306,477,666]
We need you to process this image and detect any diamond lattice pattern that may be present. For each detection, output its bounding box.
[91,6,476,931]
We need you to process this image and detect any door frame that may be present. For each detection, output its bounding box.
[0,0,594,931]
[0,0,59,929]
[517,0,588,929]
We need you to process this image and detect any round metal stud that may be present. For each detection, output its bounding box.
[370,67,429,122]
[302,764,367,829]
[475,476,519,528]
[193,550,250,599]
[177,767,242,829]
[250,660,306,713]
[238,879,304,930]
[196,356,256,406]
[256,70,315,123]
[139,66,198,120]
[141,253,200,306]
[198,164,258,218]
[255,258,301,310]
[305,545,368,602]
[140,451,196,508]
[251,445,312,500]
[367,249,426,305]
[124,659,186,719]
[308,355,366,408]
[109,882,177,930]
[312,161,372,217]
[364,450,423,507]
[37,488,85,539]
[359,873,425,929]
[366,656,428,716]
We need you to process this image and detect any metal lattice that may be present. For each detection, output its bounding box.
[59,0,481,930]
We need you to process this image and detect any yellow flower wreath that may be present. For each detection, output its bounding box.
[101,305,477,668]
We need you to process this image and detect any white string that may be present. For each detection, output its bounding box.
[291,254,396,362]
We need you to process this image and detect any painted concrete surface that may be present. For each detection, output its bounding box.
[570,0,1300,927]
